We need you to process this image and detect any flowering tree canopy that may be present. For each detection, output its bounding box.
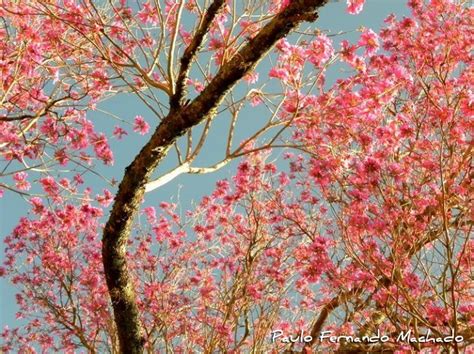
[0,0,473,353]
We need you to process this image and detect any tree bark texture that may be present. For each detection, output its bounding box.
[101,1,328,352]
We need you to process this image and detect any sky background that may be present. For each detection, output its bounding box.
[0,0,410,336]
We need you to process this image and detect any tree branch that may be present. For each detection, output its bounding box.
[169,0,227,110]
[145,158,232,192]
[102,1,328,352]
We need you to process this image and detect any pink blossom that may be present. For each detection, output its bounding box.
[248,90,264,107]
[363,157,381,174]
[347,0,365,14]
[358,28,379,56]
[13,172,31,191]
[133,115,150,135]
[113,126,128,139]
[54,148,69,166]
[426,304,449,325]
[29,197,44,214]
[268,67,288,81]
[307,34,334,67]
[208,37,224,50]
[244,72,259,84]
[187,79,205,93]
[340,40,356,63]
[39,177,59,197]
[90,133,114,165]
[143,206,157,224]
[137,2,159,24]
[73,174,84,185]
[96,189,113,207]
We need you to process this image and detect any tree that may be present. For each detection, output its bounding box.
[0,0,472,353]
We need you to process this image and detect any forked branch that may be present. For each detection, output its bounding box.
[102,1,329,353]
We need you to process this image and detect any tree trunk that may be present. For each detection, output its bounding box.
[101,1,328,352]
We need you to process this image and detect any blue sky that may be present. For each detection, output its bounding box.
[0,0,410,336]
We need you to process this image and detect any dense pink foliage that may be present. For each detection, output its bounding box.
[0,0,472,352]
